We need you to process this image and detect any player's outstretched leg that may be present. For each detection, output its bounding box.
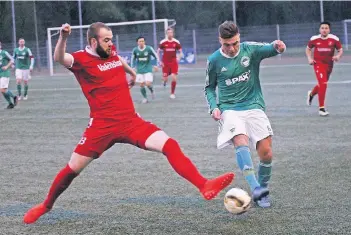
[235,145,268,202]
[145,131,234,200]
[23,153,93,224]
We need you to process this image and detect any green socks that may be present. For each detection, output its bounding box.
[24,84,29,96]
[140,86,147,99]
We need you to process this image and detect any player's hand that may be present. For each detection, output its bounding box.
[29,68,33,72]
[153,66,159,72]
[60,23,71,39]
[273,40,286,53]
[332,55,340,62]
[1,66,7,70]
[160,61,164,67]
[211,108,221,121]
[128,75,136,89]
[308,58,316,65]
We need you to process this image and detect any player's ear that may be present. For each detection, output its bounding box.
[218,37,222,44]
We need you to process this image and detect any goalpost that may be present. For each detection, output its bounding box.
[343,19,351,51]
[47,19,175,76]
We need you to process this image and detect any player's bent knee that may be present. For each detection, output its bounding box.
[68,152,94,173]
[232,134,249,147]
[260,148,273,161]
[145,130,170,152]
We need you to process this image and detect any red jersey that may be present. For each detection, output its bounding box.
[159,38,181,63]
[68,46,135,119]
[307,34,342,66]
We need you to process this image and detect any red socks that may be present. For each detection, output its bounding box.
[43,164,78,209]
[171,81,176,94]
[311,85,319,97]
[162,138,206,189]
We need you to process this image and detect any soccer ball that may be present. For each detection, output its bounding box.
[224,188,251,214]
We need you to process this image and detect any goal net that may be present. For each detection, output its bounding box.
[47,19,176,76]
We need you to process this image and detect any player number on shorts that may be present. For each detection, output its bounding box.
[78,137,87,145]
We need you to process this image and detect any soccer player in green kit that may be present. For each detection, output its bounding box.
[0,41,18,109]
[131,36,159,103]
[204,21,286,208]
[13,38,34,100]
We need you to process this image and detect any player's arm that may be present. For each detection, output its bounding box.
[157,47,164,67]
[150,47,160,66]
[204,59,220,120]
[130,49,136,68]
[332,40,343,62]
[118,55,136,87]
[27,48,35,71]
[53,23,74,68]
[2,51,14,70]
[252,41,286,60]
[306,39,316,65]
[177,48,184,62]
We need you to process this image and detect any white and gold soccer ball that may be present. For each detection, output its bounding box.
[224,188,251,214]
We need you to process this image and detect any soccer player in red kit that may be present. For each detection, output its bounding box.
[157,28,183,99]
[23,22,234,224]
[306,22,343,116]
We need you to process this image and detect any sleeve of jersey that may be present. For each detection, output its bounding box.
[307,39,315,49]
[176,42,182,50]
[250,42,280,60]
[28,49,35,69]
[204,59,218,113]
[336,40,342,50]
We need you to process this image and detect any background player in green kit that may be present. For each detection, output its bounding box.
[204,21,286,208]
[0,41,18,109]
[13,38,34,100]
[131,36,159,103]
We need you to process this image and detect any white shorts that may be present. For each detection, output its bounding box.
[136,73,153,83]
[0,77,10,89]
[15,69,31,81]
[217,109,273,150]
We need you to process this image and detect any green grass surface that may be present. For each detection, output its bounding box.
[0,63,350,234]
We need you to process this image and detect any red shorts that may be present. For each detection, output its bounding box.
[314,64,333,81]
[74,114,160,158]
[162,62,178,77]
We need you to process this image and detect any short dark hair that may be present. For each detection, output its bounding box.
[136,36,145,42]
[87,22,111,45]
[167,27,174,32]
[219,21,239,39]
[18,38,25,41]
[320,21,331,27]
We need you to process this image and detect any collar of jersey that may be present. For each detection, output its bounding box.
[219,48,240,58]
[18,47,26,51]
[85,46,100,57]
[138,46,146,51]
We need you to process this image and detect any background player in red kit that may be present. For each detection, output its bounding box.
[23,22,234,224]
[157,28,183,99]
[306,21,343,116]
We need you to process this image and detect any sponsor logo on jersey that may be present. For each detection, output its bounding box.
[165,48,176,52]
[221,67,227,72]
[138,58,148,61]
[241,56,250,67]
[225,70,251,86]
[317,42,321,45]
[97,60,122,71]
[317,48,332,52]
[328,41,333,46]
[145,52,148,56]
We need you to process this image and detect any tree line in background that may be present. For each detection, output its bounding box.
[1,1,351,43]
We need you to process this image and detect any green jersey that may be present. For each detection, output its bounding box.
[13,47,34,70]
[0,50,13,77]
[131,45,158,74]
[205,42,280,113]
